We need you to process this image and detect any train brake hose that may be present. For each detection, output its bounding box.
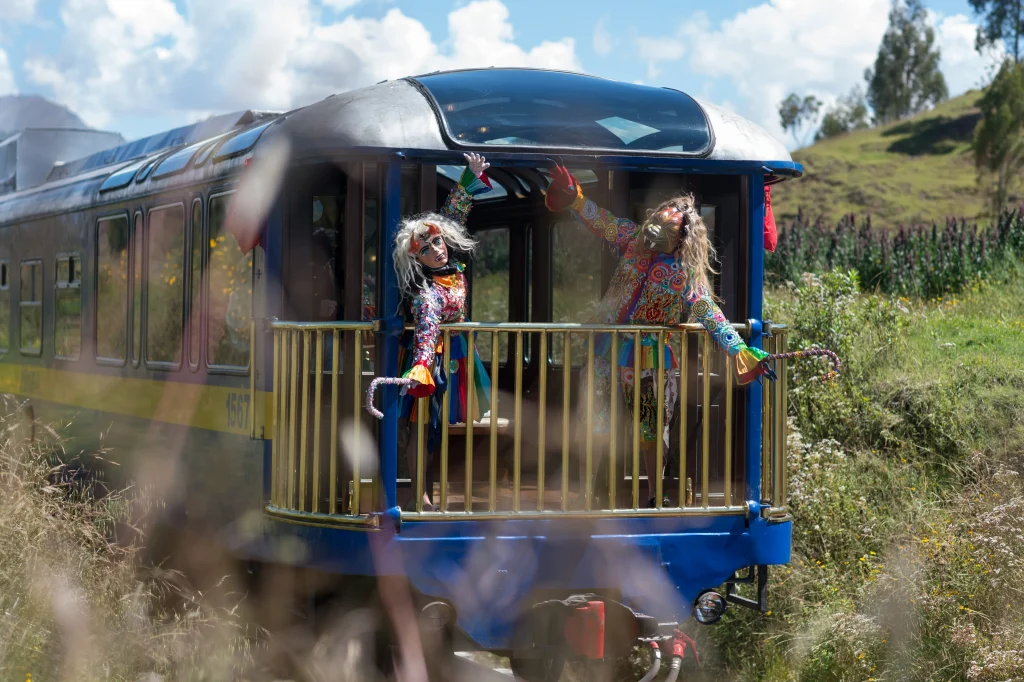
[365,377,414,420]
[638,641,662,682]
[764,347,841,383]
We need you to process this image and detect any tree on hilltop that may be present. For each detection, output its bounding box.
[778,93,822,148]
[969,0,1024,63]
[866,0,948,124]
[816,86,871,140]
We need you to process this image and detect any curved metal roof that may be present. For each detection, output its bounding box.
[1,68,796,225]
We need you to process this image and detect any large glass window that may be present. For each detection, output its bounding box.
[189,199,203,368]
[0,261,9,353]
[97,216,129,361]
[131,213,143,365]
[146,204,185,365]
[207,193,251,368]
[470,227,510,363]
[19,260,42,355]
[414,69,712,154]
[550,219,604,365]
[54,254,81,359]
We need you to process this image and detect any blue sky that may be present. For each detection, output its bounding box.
[0,0,1005,148]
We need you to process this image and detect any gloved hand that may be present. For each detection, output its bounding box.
[464,152,490,178]
[545,164,582,212]
[735,346,777,385]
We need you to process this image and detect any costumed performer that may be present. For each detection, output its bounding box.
[544,165,774,508]
[393,152,493,511]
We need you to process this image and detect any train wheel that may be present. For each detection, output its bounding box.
[509,652,565,682]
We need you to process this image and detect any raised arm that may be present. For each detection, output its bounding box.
[402,289,443,398]
[683,278,771,385]
[440,152,493,226]
[544,165,640,255]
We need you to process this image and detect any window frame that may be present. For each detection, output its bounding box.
[205,188,251,375]
[0,259,10,354]
[144,200,187,371]
[130,211,144,368]
[94,212,132,367]
[187,196,204,372]
[53,251,82,361]
[18,258,43,357]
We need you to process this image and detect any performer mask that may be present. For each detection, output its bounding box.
[410,224,449,268]
[642,203,690,255]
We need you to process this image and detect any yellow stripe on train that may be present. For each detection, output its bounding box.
[0,364,273,438]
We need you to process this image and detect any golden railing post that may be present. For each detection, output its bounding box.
[513,331,523,512]
[781,331,789,507]
[701,333,711,510]
[655,330,665,509]
[561,331,571,511]
[312,330,323,513]
[465,332,475,512]
[775,331,787,509]
[332,329,343,515]
[537,333,547,511]
[678,331,689,508]
[287,329,299,510]
[585,331,594,510]
[608,333,618,510]
[299,331,311,512]
[724,356,734,508]
[761,334,774,505]
[632,331,641,510]
[271,328,281,506]
[440,330,451,512]
[489,331,499,512]
[416,394,427,513]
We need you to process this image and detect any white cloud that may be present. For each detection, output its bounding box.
[934,12,1005,95]
[0,0,37,22]
[593,17,612,56]
[321,0,361,11]
[27,0,580,134]
[0,49,15,95]
[635,32,685,80]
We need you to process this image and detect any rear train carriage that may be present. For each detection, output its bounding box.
[0,68,801,678]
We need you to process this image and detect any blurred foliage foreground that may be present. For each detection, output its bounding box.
[2,259,1024,680]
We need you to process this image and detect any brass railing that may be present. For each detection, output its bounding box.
[761,328,790,522]
[267,321,789,523]
[267,320,378,525]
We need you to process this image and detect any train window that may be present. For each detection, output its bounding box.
[213,120,275,161]
[54,254,82,360]
[152,141,205,180]
[131,212,143,366]
[96,216,129,362]
[19,260,42,356]
[470,227,510,362]
[146,204,185,366]
[188,198,203,369]
[414,69,712,154]
[207,192,251,369]
[99,157,148,193]
[550,218,604,365]
[0,261,9,353]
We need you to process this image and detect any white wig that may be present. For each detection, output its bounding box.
[393,212,477,300]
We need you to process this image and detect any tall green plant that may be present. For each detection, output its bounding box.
[974,58,1024,215]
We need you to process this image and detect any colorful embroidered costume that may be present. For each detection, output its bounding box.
[397,168,492,452]
[558,187,768,444]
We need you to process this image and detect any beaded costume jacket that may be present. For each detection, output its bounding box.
[566,192,747,358]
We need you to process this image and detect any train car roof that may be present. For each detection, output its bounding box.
[0,68,796,225]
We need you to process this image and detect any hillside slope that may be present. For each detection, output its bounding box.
[0,94,90,138]
[772,90,986,226]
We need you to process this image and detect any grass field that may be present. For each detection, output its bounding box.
[771,91,990,226]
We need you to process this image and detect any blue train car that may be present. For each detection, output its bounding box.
[0,68,800,679]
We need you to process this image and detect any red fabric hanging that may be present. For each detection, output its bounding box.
[764,185,777,253]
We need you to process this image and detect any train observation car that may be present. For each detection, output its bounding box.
[0,68,802,678]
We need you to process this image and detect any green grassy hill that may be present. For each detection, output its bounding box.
[772,90,989,226]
